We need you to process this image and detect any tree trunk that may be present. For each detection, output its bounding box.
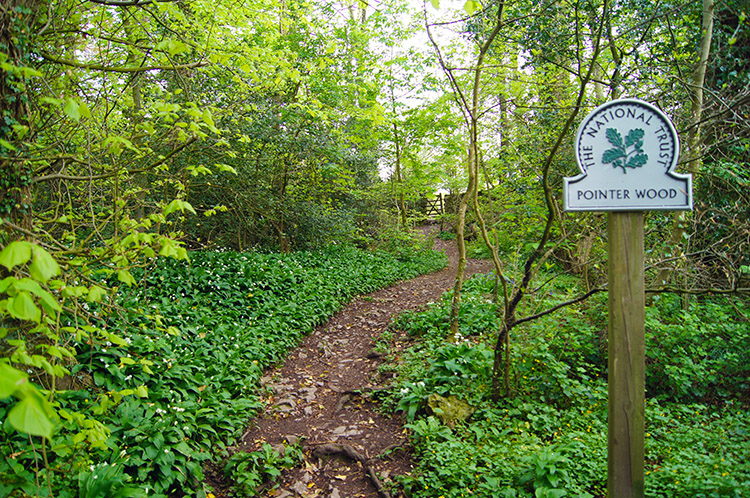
[123,11,147,222]
[1,1,42,236]
[392,122,408,228]
[443,2,506,338]
[654,0,714,288]
[447,150,473,338]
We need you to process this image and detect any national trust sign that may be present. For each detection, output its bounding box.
[564,99,692,212]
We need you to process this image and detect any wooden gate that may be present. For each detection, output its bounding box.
[424,193,444,216]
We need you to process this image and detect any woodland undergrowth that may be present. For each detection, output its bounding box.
[383,270,750,498]
[0,239,446,498]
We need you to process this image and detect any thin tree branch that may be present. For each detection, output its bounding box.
[647,286,750,295]
[514,287,607,327]
[31,137,197,183]
[86,0,176,6]
[40,53,208,73]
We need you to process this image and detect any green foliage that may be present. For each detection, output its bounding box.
[223,443,303,497]
[1,0,746,496]
[384,275,750,497]
[518,444,577,496]
[78,461,147,498]
[644,402,750,496]
[1,242,66,441]
[690,155,750,281]
[435,229,456,241]
[370,224,436,260]
[391,276,500,339]
[391,340,494,422]
[645,294,750,404]
[1,243,444,497]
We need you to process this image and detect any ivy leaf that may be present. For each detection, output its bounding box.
[0,241,32,271]
[602,148,625,164]
[605,128,623,148]
[8,394,57,440]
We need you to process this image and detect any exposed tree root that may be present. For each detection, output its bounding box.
[309,442,393,498]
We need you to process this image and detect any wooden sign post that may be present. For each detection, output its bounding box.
[607,211,645,495]
[564,99,692,497]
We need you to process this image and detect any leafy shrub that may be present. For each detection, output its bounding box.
[436,229,456,241]
[645,401,750,497]
[518,444,576,496]
[391,299,450,337]
[383,273,750,497]
[391,341,494,421]
[645,295,750,403]
[1,243,445,498]
[377,225,436,261]
[391,277,500,340]
[77,461,147,498]
[223,442,303,497]
[399,402,608,498]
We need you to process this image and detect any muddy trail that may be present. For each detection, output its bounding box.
[216,226,492,498]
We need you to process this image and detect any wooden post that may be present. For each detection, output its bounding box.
[566,99,690,496]
[607,211,645,498]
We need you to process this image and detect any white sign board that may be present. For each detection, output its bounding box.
[564,99,692,212]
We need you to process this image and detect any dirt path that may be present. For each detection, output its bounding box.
[229,226,492,498]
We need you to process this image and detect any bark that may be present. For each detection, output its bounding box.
[424,2,505,338]
[0,1,43,236]
[392,121,408,228]
[654,0,714,287]
[487,0,608,399]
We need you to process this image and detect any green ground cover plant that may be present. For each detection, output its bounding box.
[384,273,750,497]
[1,243,446,498]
